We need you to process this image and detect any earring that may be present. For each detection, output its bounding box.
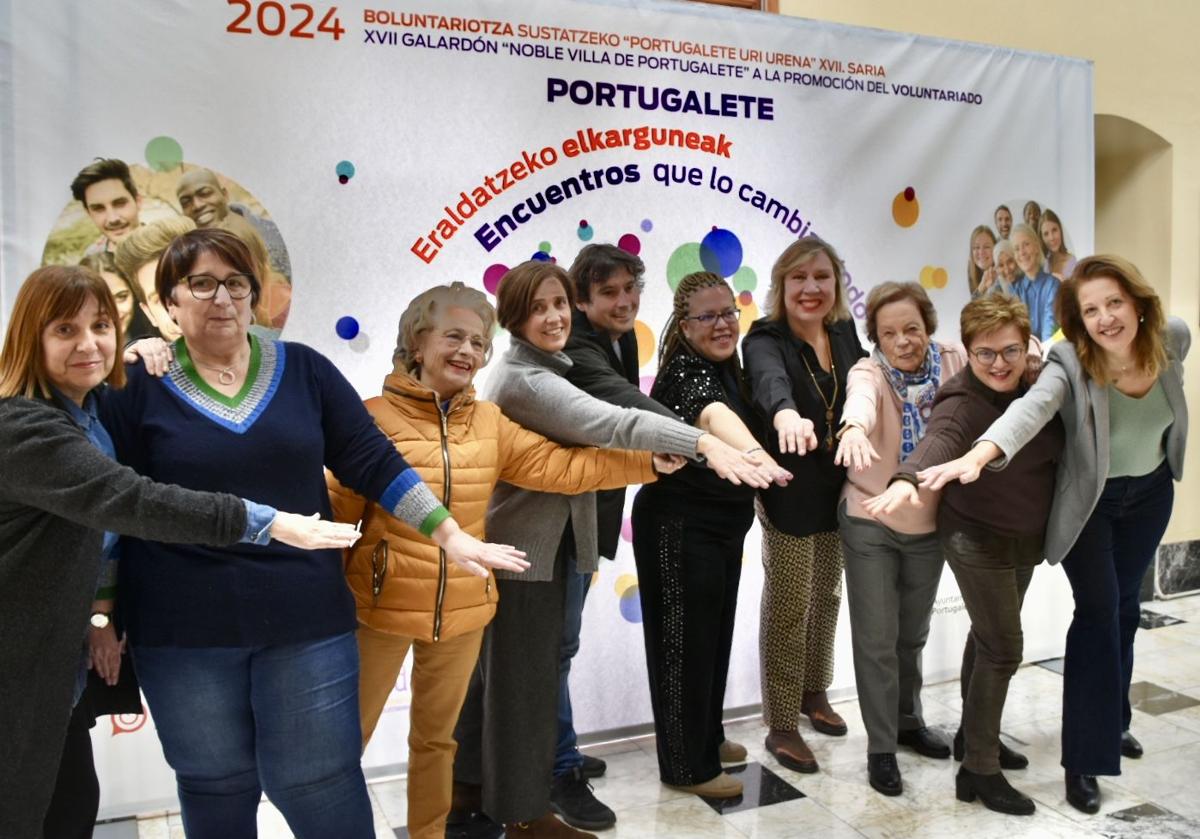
[1139,315,1145,323]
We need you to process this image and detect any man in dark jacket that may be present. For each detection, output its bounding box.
[547,244,677,829]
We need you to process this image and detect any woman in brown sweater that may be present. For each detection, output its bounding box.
[865,294,1063,815]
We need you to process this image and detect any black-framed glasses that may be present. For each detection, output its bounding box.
[683,308,740,327]
[371,540,388,598]
[180,273,255,300]
[969,344,1025,365]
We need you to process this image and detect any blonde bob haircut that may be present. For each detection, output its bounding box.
[1056,254,1168,383]
[1009,223,1045,264]
[959,292,1031,351]
[113,216,197,285]
[393,281,496,372]
[0,265,125,399]
[765,236,851,325]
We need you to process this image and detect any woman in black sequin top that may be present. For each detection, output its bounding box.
[631,272,789,799]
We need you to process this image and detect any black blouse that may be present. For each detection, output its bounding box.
[638,349,759,512]
[742,317,867,537]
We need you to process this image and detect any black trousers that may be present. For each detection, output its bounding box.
[42,698,99,839]
[453,539,571,824]
[631,491,752,785]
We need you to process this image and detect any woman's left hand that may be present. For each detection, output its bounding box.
[652,453,687,474]
[434,519,530,578]
[123,337,174,377]
[834,426,880,472]
[87,624,126,686]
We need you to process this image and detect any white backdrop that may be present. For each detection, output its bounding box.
[0,0,1091,819]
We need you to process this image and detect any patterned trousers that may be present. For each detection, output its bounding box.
[757,503,844,730]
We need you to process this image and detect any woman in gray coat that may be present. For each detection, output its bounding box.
[921,255,1189,815]
[451,260,785,837]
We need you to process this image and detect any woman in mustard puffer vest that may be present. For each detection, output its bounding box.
[328,282,676,839]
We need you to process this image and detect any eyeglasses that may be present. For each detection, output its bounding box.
[969,344,1025,365]
[371,540,388,599]
[683,308,740,327]
[179,273,255,300]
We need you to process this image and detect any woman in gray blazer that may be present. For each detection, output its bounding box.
[451,260,786,835]
[920,255,1188,815]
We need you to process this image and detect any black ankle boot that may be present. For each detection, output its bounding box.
[1065,772,1100,814]
[953,728,1029,770]
[955,767,1035,815]
[867,753,902,796]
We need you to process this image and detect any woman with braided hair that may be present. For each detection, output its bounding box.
[631,271,789,798]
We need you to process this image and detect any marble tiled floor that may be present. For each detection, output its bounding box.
[121,593,1200,838]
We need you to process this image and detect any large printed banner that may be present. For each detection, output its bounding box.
[1,0,1092,819]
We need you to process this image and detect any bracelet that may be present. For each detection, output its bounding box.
[744,446,764,455]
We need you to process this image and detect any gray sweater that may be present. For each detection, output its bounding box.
[0,397,248,839]
[483,339,703,580]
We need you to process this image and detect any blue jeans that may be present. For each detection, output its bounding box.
[1060,462,1174,776]
[553,569,590,777]
[134,632,374,838]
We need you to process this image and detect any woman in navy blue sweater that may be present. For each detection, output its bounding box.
[99,229,527,838]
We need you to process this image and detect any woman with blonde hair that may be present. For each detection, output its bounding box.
[921,255,1189,814]
[966,225,998,296]
[333,280,677,839]
[743,236,868,772]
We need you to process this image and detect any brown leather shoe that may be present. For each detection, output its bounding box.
[801,690,848,736]
[765,728,819,773]
[505,813,597,838]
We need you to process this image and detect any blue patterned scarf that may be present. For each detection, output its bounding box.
[874,343,943,461]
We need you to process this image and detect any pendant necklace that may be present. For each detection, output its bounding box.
[800,336,838,452]
[197,357,243,385]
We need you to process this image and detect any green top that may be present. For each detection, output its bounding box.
[1108,378,1172,478]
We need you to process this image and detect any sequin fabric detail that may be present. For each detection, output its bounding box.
[757,499,844,729]
[164,340,283,433]
[653,514,693,783]
[651,352,728,427]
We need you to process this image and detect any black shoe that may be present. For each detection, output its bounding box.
[580,753,608,778]
[867,753,902,796]
[445,812,505,839]
[955,767,1035,815]
[550,767,616,830]
[1121,731,1144,759]
[953,728,1029,770]
[897,726,950,759]
[1065,772,1100,814]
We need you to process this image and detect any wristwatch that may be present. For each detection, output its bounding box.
[89,611,112,629]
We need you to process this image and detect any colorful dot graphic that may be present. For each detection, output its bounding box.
[738,299,759,334]
[577,219,594,241]
[892,186,920,227]
[633,320,656,368]
[531,251,551,262]
[617,233,641,255]
[614,573,642,624]
[666,242,704,291]
[538,241,552,254]
[336,160,356,184]
[620,517,634,543]
[919,265,949,289]
[738,290,753,306]
[482,263,508,294]
[347,333,371,354]
[639,374,655,396]
[732,266,758,293]
[699,228,743,278]
[144,136,184,172]
[335,316,360,340]
[640,219,653,232]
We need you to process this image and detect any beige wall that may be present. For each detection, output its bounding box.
[781,0,1200,543]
